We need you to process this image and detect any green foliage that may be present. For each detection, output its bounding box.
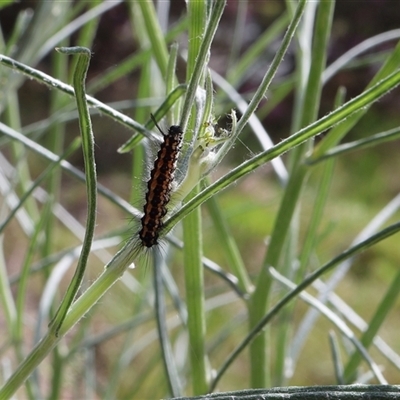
[0,1,400,399]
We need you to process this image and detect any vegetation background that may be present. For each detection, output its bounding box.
[0,1,399,399]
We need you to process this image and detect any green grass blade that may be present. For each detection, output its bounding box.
[49,47,96,335]
[181,2,208,392]
[180,1,227,395]
[182,197,208,394]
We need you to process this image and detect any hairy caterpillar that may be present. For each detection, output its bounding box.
[114,111,236,269]
[138,115,183,248]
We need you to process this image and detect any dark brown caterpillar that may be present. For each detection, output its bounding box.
[139,116,183,248]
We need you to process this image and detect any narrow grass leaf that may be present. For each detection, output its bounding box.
[49,47,97,335]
